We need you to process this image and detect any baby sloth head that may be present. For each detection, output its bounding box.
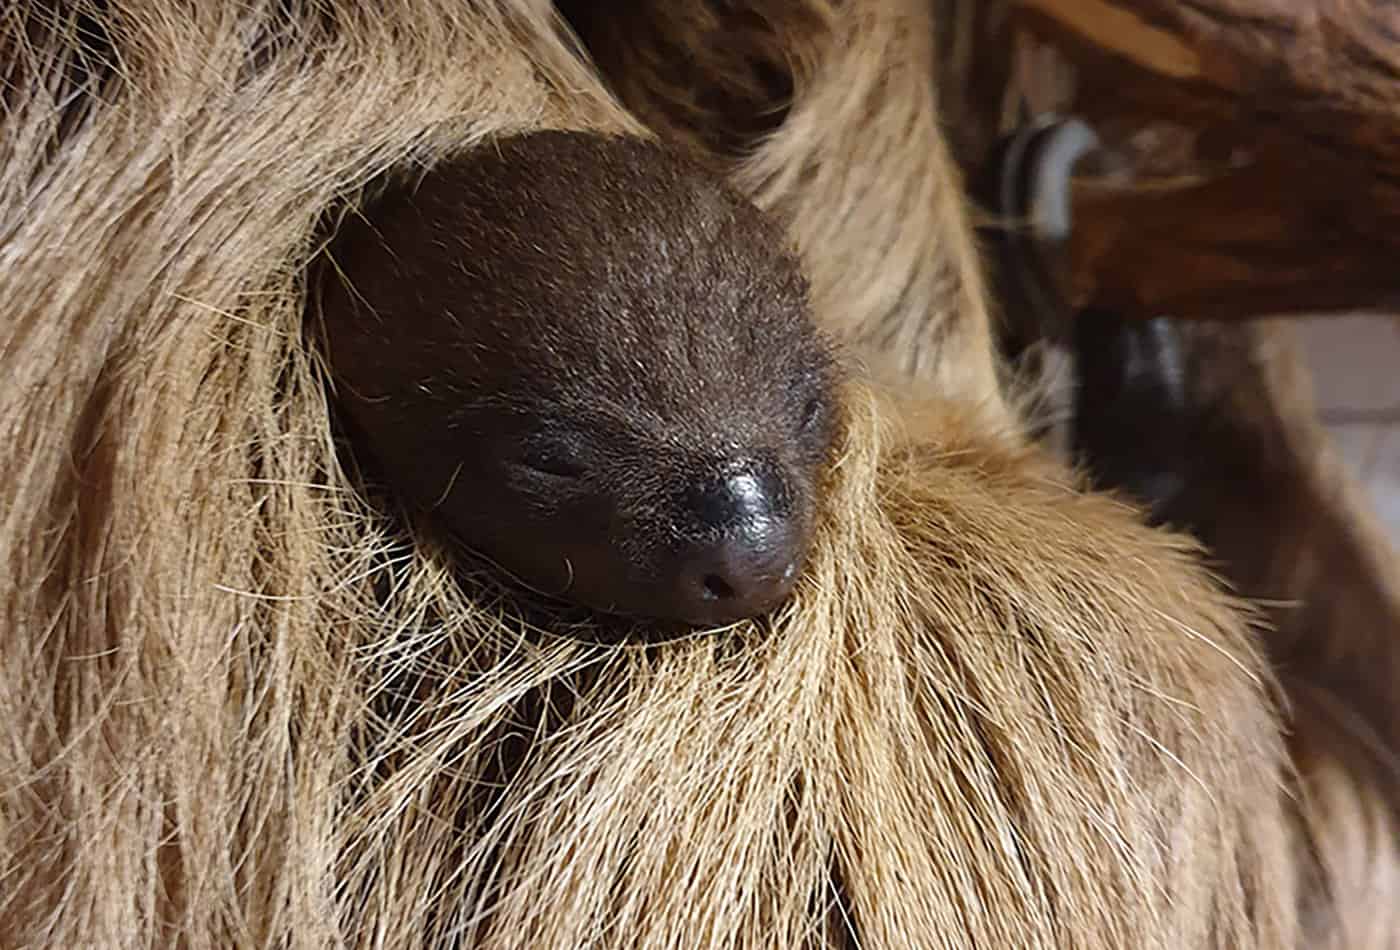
[318,130,838,628]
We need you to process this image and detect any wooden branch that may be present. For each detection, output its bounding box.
[1018,0,1400,166]
[1066,169,1400,319]
[1017,0,1205,80]
[1011,0,1400,319]
[1111,0,1400,176]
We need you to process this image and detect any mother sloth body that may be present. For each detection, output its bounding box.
[0,1,1308,947]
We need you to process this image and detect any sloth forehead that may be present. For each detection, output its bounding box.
[524,335,826,435]
[337,131,834,441]
[452,240,826,422]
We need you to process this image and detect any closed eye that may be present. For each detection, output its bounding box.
[799,395,825,433]
[516,441,586,480]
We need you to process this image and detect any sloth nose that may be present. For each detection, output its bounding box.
[667,464,806,626]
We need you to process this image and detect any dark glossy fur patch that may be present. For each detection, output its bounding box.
[316,130,838,629]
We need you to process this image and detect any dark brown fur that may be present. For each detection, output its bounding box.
[317,130,837,628]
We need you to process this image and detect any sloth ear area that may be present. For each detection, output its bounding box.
[799,394,828,433]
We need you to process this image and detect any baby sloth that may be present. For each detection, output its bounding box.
[318,130,838,628]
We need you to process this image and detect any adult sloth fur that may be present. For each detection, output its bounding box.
[1,2,1297,947]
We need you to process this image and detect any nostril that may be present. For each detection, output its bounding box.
[668,462,811,623]
[702,573,735,601]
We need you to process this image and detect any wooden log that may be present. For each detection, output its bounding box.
[1065,164,1400,319]
[1011,0,1400,319]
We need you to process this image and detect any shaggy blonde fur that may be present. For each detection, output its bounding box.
[2,1,1304,947]
[1131,320,1400,948]
[928,8,1400,940]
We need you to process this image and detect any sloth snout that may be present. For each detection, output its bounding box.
[664,463,807,627]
